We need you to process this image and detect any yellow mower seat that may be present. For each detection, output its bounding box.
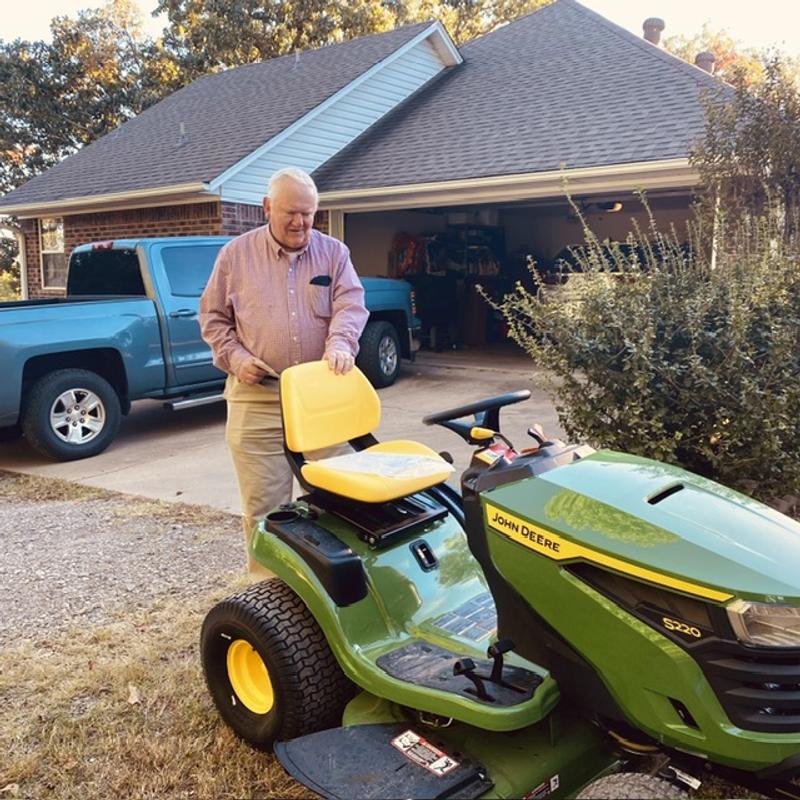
[280,362,453,504]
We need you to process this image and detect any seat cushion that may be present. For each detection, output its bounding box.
[301,440,454,503]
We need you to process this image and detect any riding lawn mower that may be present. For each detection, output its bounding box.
[200,361,800,799]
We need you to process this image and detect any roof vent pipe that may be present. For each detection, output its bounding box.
[643,17,665,45]
[695,51,716,73]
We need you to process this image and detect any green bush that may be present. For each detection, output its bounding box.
[0,269,20,301]
[489,202,800,501]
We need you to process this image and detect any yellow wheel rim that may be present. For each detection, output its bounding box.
[226,639,274,714]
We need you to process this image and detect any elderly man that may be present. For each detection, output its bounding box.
[200,167,368,572]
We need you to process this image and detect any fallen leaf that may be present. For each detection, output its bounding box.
[0,784,20,797]
[127,683,141,705]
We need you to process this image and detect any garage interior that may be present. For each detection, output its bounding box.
[344,193,693,352]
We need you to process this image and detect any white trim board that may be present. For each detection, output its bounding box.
[319,160,699,212]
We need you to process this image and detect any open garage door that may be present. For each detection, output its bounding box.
[344,194,693,354]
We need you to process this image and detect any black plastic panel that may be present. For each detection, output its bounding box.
[266,512,367,606]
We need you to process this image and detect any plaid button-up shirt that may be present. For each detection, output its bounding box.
[200,225,368,377]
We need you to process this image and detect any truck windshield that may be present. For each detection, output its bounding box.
[67,249,146,296]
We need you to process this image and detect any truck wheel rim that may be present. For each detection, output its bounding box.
[226,639,274,714]
[49,388,106,445]
[379,335,398,376]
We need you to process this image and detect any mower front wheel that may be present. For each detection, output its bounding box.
[201,578,353,750]
[577,772,687,799]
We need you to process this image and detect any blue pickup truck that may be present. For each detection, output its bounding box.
[0,236,420,461]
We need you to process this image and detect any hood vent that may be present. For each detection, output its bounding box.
[647,483,684,505]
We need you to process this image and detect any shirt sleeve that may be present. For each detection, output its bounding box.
[325,243,369,357]
[199,245,252,376]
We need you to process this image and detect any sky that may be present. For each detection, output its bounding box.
[2,0,800,56]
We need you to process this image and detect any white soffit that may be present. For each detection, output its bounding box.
[211,22,461,205]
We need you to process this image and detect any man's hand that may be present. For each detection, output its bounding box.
[326,350,355,375]
[237,356,273,385]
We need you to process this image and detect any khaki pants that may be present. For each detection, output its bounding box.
[224,374,343,574]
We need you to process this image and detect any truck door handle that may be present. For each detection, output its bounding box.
[169,309,197,318]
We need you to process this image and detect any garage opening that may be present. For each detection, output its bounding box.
[344,193,693,353]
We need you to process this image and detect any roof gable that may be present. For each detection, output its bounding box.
[213,23,459,205]
[313,0,727,192]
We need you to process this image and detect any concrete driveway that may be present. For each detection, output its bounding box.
[0,348,564,513]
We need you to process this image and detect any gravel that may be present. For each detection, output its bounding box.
[0,490,243,646]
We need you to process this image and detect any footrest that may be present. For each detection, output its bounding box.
[275,723,493,800]
[376,641,542,706]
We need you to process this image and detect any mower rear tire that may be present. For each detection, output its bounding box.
[201,578,353,750]
[577,772,687,799]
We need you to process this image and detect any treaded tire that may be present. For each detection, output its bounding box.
[201,578,354,750]
[22,368,121,461]
[576,773,688,799]
[357,320,401,388]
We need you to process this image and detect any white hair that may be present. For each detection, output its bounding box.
[267,167,318,201]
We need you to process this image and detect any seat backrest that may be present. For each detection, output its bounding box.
[280,361,381,453]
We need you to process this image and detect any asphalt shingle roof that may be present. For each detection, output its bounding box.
[313,0,725,191]
[1,22,433,207]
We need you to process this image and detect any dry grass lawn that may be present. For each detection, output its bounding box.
[0,589,310,799]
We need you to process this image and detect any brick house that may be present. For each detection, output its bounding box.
[0,0,725,343]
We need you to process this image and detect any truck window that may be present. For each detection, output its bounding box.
[161,245,221,297]
[67,249,146,296]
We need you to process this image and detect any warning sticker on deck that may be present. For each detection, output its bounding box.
[390,729,460,777]
[523,774,560,799]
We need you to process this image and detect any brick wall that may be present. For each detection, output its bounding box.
[24,201,222,297]
[221,201,265,236]
[220,202,330,236]
[24,201,333,297]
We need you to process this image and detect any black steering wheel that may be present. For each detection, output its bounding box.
[422,390,531,444]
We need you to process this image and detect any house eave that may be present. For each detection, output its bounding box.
[0,182,216,219]
[318,159,699,212]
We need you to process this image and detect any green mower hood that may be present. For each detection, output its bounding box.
[483,450,800,604]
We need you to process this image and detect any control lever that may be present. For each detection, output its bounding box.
[453,658,493,702]
[488,638,515,684]
[527,424,547,446]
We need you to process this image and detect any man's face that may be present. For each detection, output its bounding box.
[263,179,317,251]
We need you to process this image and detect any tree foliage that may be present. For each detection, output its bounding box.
[155,0,552,79]
[488,202,800,501]
[691,56,800,226]
[0,236,20,300]
[663,24,767,85]
[0,0,180,195]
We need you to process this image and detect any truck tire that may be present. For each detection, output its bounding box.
[576,773,687,799]
[0,424,22,442]
[357,320,401,388]
[22,368,121,461]
[201,578,354,750]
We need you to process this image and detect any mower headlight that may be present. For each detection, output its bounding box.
[727,599,800,647]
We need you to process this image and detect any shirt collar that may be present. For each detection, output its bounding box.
[265,224,313,260]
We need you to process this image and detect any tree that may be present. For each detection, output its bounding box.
[155,0,553,78]
[0,0,179,196]
[664,24,765,85]
[0,235,20,300]
[691,55,800,227]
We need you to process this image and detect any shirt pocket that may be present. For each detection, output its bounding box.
[306,281,332,320]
